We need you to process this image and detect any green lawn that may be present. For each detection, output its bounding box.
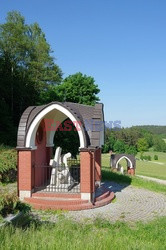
[0,217,166,250]
[102,153,166,193]
[102,152,166,180]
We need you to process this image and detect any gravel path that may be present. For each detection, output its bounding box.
[66,181,166,223]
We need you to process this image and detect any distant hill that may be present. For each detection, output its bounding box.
[132,125,166,138]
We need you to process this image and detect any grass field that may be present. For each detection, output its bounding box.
[0,216,166,250]
[102,152,166,180]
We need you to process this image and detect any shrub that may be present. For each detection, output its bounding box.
[0,191,18,217]
[140,153,144,160]
[154,155,158,160]
[147,155,151,161]
[0,191,31,217]
[0,145,17,182]
[143,155,148,160]
[141,155,151,161]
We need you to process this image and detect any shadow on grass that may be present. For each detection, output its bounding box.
[102,166,166,194]
[102,168,132,184]
[101,167,132,194]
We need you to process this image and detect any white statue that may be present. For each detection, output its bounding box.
[50,147,62,185]
[56,152,72,185]
[120,166,124,174]
[49,147,72,187]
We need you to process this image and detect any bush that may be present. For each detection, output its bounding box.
[143,155,148,160]
[0,191,31,217]
[0,191,18,217]
[140,153,144,160]
[147,155,151,161]
[154,155,158,160]
[140,155,151,161]
[0,145,17,182]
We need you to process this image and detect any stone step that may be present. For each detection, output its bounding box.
[24,191,115,211]
[25,197,88,206]
[95,190,110,202]
[32,192,81,199]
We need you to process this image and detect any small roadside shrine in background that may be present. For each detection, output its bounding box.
[110,153,136,175]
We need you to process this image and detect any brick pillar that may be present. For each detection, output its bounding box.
[130,168,135,176]
[127,167,131,175]
[18,150,33,200]
[80,149,95,202]
[95,148,101,186]
[127,168,135,176]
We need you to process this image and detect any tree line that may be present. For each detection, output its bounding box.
[103,127,166,155]
[133,126,166,138]
[0,11,100,146]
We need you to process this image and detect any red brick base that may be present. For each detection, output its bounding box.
[24,190,115,211]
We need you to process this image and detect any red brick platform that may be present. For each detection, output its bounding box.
[24,190,115,211]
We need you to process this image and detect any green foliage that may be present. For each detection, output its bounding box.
[103,126,166,155]
[54,119,80,157]
[56,72,100,105]
[147,155,151,161]
[0,11,62,146]
[136,138,149,152]
[0,11,101,151]
[0,145,17,182]
[0,191,31,218]
[0,191,18,217]
[154,155,158,160]
[124,145,137,155]
[153,136,166,152]
[140,152,144,160]
[114,127,142,146]
[102,131,115,153]
[133,125,166,137]
[103,128,139,155]
[113,140,125,153]
[140,154,151,161]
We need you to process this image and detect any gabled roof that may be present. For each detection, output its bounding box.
[17,101,104,149]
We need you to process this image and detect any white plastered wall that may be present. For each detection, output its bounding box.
[25,104,86,149]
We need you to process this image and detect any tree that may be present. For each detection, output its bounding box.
[53,119,80,157]
[0,11,62,145]
[56,72,100,105]
[125,145,137,155]
[136,138,149,152]
[113,140,125,154]
[153,136,166,152]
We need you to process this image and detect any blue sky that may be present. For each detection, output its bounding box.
[1,0,166,127]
